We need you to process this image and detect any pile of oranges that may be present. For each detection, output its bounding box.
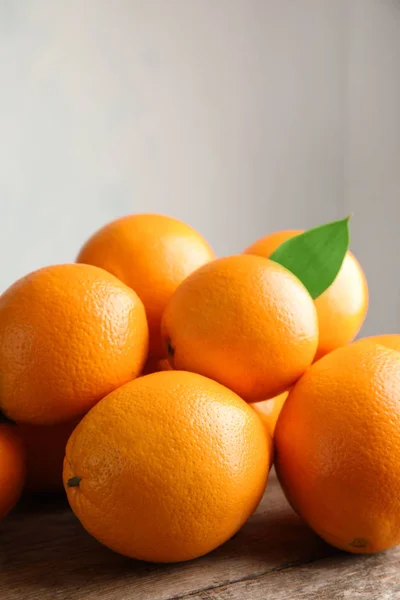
[1,213,399,563]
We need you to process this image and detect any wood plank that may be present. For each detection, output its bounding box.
[0,472,334,600]
[187,547,400,599]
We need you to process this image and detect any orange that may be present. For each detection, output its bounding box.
[251,392,288,438]
[162,255,318,402]
[244,230,368,359]
[0,425,26,518]
[64,371,270,563]
[275,341,400,553]
[0,264,148,425]
[77,214,215,358]
[141,356,172,375]
[356,333,400,353]
[19,419,79,492]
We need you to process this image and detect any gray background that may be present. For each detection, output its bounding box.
[1,0,399,335]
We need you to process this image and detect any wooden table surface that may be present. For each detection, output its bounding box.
[1,471,399,600]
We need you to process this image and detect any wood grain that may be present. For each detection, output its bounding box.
[0,472,334,600]
[0,471,397,600]
[187,549,400,600]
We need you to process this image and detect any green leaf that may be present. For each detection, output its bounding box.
[269,217,351,299]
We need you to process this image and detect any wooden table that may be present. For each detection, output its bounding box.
[1,472,398,599]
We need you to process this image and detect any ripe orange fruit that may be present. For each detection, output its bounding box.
[141,356,172,375]
[251,392,288,438]
[19,419,79,492]
[64,371,270,563]
[0,264,148,425]
[162,255,318,402]
[0,425,25,518]
[77,214,215,358]
[357,333,400,353]
[244,230,368,359]
[275,341,400,553]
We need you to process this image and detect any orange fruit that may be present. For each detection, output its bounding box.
[19,419,79,492]
[275,341,400,553]
[141,356,172,375]
[251,392,288,438]
[244,230,368,359]
[0,425,26,518]
[357,333,400,353]
[64,371,270,563]
[77,214,215,358]
[0,264,148,425]
[162,255,318,402]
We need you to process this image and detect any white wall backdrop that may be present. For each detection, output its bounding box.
[1,0,399,335]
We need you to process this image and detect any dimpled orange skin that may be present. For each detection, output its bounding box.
[0,264,149,425]
[18,419,80,492]
[0,425,26,518]
[275,341,400,554]
[77,214,215,359]
[244,230,368,359]
[251,392,288,438]
[64,371,271,563]
[162,255,318,402]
